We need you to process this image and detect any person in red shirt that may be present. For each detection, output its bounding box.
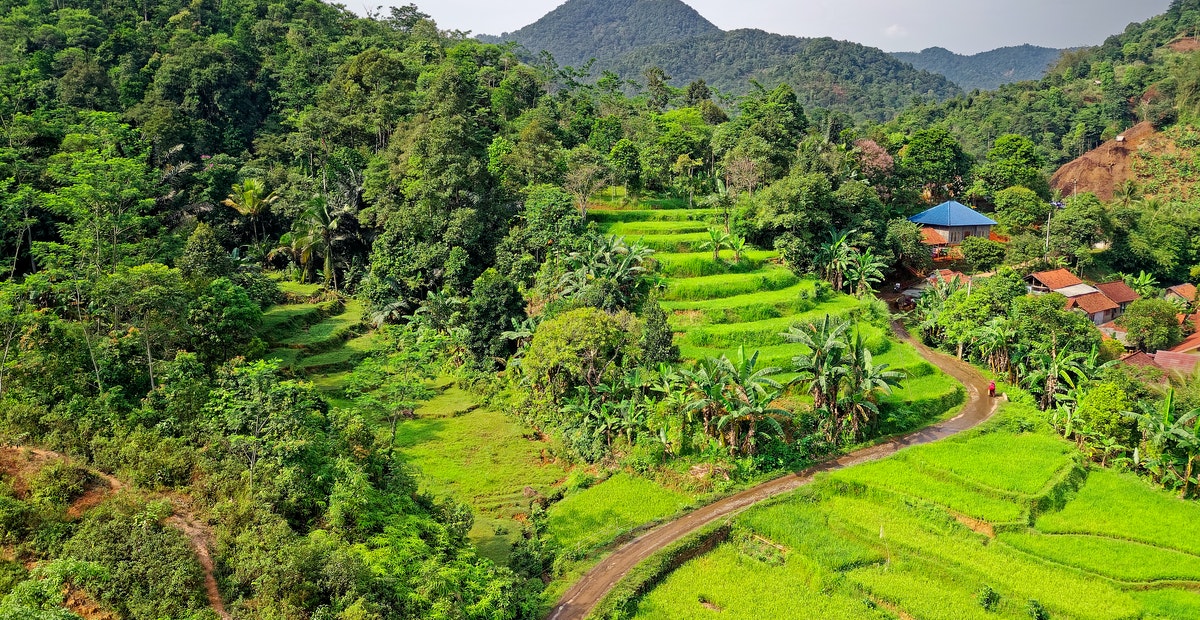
[988,381,996,398]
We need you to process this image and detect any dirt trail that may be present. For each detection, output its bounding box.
[2,446,231,620]
[547,323,999,620]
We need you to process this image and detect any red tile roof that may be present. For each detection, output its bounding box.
[1029,269,1083,291]
[1152,351,1200,374]
[928,269,969,284]
[1095,281,1139,305]
[920,228,948,245]
[1121,352,1160,368]
[1172,331,1200,354]
[1066,292,1120,315]
[1167,283,1198,301]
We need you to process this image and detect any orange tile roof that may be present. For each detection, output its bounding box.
[920,227,948,245]
[1172,331,1200,354]
[1095,281,1139,305]
[1168,283,1197,300]
[928,269,969,284]
[1153,351,1200,374]
[1030,268,1083,291]
[1066,292,1120,315]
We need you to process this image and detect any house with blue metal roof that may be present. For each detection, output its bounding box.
[908,200,997,246]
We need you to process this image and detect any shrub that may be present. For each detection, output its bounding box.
[979,584,1001,611]
[1027,599,1050,620]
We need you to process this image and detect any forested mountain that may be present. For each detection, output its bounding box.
[609,29,961,121]
[887,0,1200,166]
[891,45,1064,91]
[479,0,720,67]
[482,0,960,121]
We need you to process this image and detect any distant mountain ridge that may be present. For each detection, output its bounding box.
[890,45,1065,91]
[480,0,961,121]
[609,29,961,121]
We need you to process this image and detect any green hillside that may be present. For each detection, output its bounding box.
[479,0,720,67]
[891,44,1065,91]
[608,30,962,121]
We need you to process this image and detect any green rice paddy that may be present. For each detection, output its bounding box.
[633,402,1200,619]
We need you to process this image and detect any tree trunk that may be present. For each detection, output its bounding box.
[1183,456,1195,500]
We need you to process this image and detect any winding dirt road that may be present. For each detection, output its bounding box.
[547,323,999,620]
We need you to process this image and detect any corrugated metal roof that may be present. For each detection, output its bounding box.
[1056,284,1101,298]
[909,201,998,227]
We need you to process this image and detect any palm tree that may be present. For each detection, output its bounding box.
[268,232,315,283]
[699,228,730,262]
[816,228,856,292]
[973,317,1015,377]
[846,248,887,298]
[842,332,905,439]
[1022,346,1087,411]
[222,179,279,247]
[785,316,851,444]
[301,197,349,291]
[1125,390,1200,497]
[716,347,785,455]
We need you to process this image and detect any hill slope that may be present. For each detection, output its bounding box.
[480,0,720,67]
[610,30,962,121]
[891,44,1064,91]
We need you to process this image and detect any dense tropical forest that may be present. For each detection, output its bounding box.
[891,45,1065,92]
[1,0,1200,618]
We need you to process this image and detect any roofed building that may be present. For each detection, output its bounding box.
[1026,269,1084,294]
[1066,292,1121,325]
[909,201,997,247]
[1166,283,1198,305]
[1096,281,1140,313]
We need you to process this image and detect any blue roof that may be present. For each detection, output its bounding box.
[908,201,997,227]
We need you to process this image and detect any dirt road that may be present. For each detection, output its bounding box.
[547,323,999,620]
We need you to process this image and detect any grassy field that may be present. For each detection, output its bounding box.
[548,473,694,556]
[632,401,1200,619]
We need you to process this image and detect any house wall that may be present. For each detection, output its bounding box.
[943,225,992,245]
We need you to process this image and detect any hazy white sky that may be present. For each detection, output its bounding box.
[357,0,1174,54]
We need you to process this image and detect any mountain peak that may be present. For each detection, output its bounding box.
[484,0,721,67]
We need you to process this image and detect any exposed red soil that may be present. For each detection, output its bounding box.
[1169,38,1200,52]
[548,323,1000,620]
[0,447,230,620]
[63,586,119,620]
[1050,121,1156,202]
[952,512,996,538]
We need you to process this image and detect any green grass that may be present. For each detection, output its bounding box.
[661,268,801,302]
[414,385,479,418]
[911,431,1076,496]
[261,303,324,341]
[605,220,712,235]
[294,332,377,372]
[832,457,1029,523]
[662,281,814,313]
[392,397,571,564]
[678,308,880,350]
[277,281,322,297]
[626,232,712,253]
[548,473,692,555]
[999,532,1200,582]
[634,545,889,620]
[654,251,776,278]
[1035,468,1200,555]
[588,209,722,223]
[632,401,1200,620]
[279,299,364,352]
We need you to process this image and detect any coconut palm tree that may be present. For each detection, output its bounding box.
[222,179,279,247]
[300,197,350,291]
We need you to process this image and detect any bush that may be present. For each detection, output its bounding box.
[978,584,1001,611]
[1027,599,1050,620]
[28,462,95,508]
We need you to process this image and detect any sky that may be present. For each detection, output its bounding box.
[364,0,1175,55]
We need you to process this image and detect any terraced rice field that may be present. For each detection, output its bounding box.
[633,401,1200,619]
[589,199,961,418]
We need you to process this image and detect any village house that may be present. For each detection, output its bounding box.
[1165,283,1197,305]
[909,201,998,248]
